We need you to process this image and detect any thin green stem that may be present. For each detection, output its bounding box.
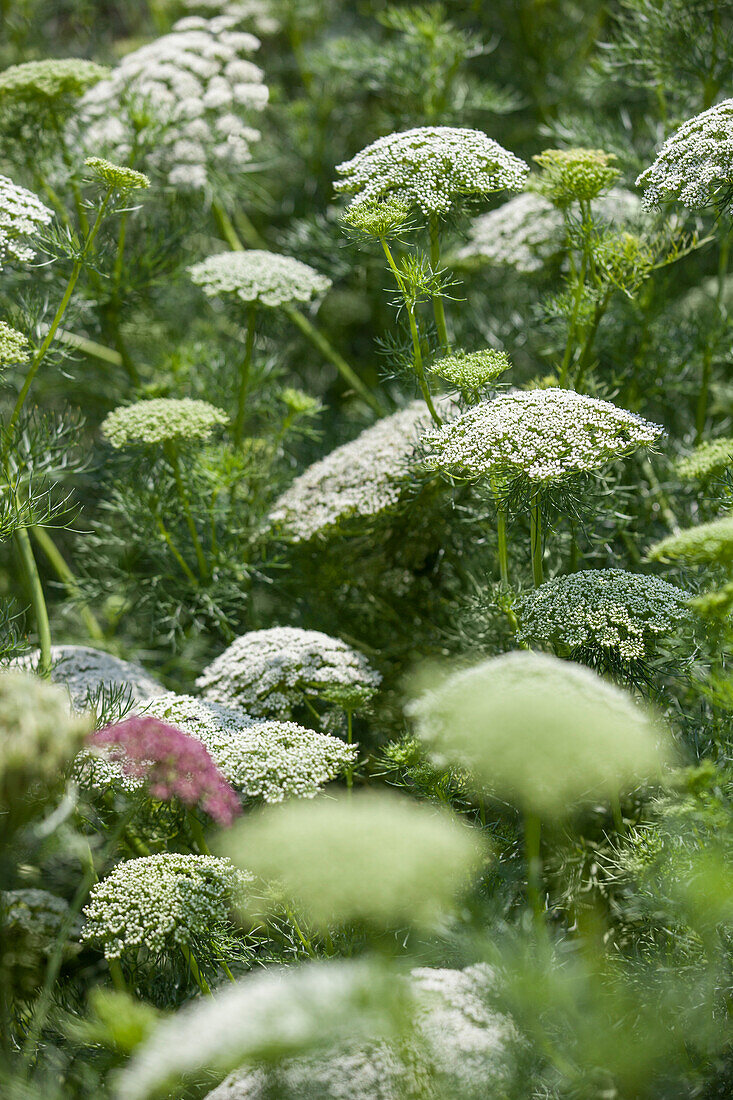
[15,524,52,677]
[152,507,199,585]
[234,303,257,444]
[428,213,450,351]
[211,199,382,414]
[380,237,441,425]
[345,709,354,792]
[696,225,730,442]
[107,957,128,993]
[8,189,113,435]
[164,445,208,581]
[186,810,212,856]
[530,496,544,588]
[179,943,212,996]
[524,810,545,929]
[497,506,509,586]
[31,525,105,641]
[285,907,318,959]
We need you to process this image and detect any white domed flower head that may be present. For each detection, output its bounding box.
[421,388,663,485]
[188,250,331,308]
[9,644,163,710]
[196,627,381,718]
[268,401,438,543]
[140,693,356,802]
[0,175,52,270]
[410,651,671,815]
[515,569,693,663]
[74,14,268,191]
[637,98,733,209]
[101,397,228,449]
[82,853,252,960]
[335,126,529,217]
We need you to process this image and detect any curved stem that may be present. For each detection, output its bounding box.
[179,943,212,996]
[428,213,450,351]
[234,303,257,444]
[152,507,199,585]
[31,525,105,641]
[530,495,544,588]
[164,445,208,581]
[15,524,52,676]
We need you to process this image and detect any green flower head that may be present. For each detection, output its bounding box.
[101,397,228,449]
[0,59,108,123]
[676,437,733,482]
[429,348,510,396]
[533,147,620,208]
[85,157,150,193]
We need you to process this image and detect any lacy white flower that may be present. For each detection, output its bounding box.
[676,437,733,481]
[0,58,107,116]
[114,959,410,1100]
[533,147,619,207]
[647,514,733,565]
[196,627,381,717]
[515,569,693,661]
[455,187,642,272]
[0,321,29,368]
[335,126,529,216]
[410,651,670,814]
[182,3,280,36]
[9,644,164,710]
[0,672,91,810]
[101,397,228,448]
[0,175,52,269]
[268,402,438,542]
[82,853,252,960]
[429,348,510,394]
[221,790,483,930]
[74,14,268,191]
[188,250,331,307]
[139,693,356,801]
[85,157,150,192]
[422,388,663,484]
[204,965,513,1100]
[637,98,733,209]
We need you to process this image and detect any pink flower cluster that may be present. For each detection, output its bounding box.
[90,716,241,826]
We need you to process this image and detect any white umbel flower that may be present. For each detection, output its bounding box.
[637,98,733,209]
[515,569,692,661]
[188,250,331,307]
[101,397,228,448]
[335,126,529,216]
[140,693,356,801]
[74,15,268,191]
[8,644,164,709]
[268,401,437,543]
[422,389,663,484]
[0,175,52,269]
[196,627,381,718]
[204,965,514,1100]
[82,853,252,960]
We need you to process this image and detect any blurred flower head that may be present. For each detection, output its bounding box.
[189,249,331,308]
[637,98,733,209]
[101,397,228,449]
[0,174,52,270]
[533,147,620,207]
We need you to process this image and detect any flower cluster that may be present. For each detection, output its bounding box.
[455,187,642,272]
[533,148,620,207]
[205,965,513,1100]
[84,157,150,193]
[140,693,356,802]
[0,58,107,120]
[515,569,692,661]
[101,397,228,449]
[75,14,268,191]
[429,348,510,395]
[189,250,331,308]
[268,402,436,542]
[196,627,381,717]
[0,320,29,368]
[676,437,733,481]
[82,853,252,960]
[10,644,164,710]
[0,672,91,812]
[422,388,663,484]
[2,889,82,993]
[88,716,241,825]
[637,98,733,209]
[335,126,529,216]
[411,651,668,814]
[0,175,52,270]
[183,0,280,36]
[648,514,733,565]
